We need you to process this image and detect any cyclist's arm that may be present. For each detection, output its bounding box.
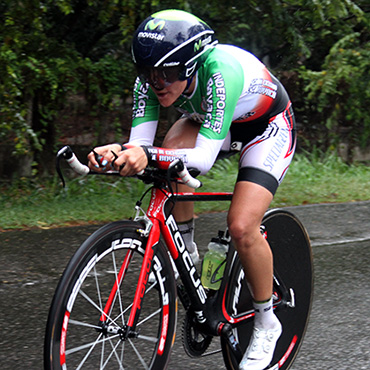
[88,78,158,171]
[141,135,222,174]
[129,77,160,146]
[128,121,158,146]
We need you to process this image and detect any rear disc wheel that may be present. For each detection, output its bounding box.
[221,209,313,370]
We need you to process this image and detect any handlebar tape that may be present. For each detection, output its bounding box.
[57,146,90,176]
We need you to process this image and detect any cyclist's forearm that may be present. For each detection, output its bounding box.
[142,136,223,174]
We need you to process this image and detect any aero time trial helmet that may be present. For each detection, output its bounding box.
[132,9,217,89]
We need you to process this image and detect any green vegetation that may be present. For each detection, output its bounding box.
[1,1,370,229]
[1,0,370,177]
[1,152,369,231]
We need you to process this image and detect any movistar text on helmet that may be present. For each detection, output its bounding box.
[138,32,165,41]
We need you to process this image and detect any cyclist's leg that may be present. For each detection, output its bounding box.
[221,208,313,370]
[162,116,200,222]
[228,182,274,303]
[227,110,296,369]
[162,117,201,262]
[228,181,282,369]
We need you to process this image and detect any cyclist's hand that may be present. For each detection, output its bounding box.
[87,143,123,172]
[113,146,148,176]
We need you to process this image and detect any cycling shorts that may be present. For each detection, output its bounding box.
[219,103,296,195]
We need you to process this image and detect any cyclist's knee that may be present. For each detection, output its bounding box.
[162,117,200,148]
[227,216,260,248]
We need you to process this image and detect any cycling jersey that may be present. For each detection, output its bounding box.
[128,44,296,193]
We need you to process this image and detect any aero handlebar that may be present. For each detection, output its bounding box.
[56,145,202,189]
[57,146,90,176]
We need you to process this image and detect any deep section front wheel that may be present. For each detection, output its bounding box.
[221,209,313,370]
[44,221,177,369]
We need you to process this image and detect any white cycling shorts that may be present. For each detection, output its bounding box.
[221,103,296,195]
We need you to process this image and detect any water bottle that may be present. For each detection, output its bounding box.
[201,230,229,290]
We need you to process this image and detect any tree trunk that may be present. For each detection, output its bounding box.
[17,97,34,177]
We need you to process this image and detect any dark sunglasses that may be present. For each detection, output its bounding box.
[137,66,183,90]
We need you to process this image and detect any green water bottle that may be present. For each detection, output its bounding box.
[201,231,229,290]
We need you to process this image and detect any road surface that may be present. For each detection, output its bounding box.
[0,201,369,369]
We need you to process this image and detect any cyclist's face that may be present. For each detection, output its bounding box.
[151,79,187,107]
[137,66,188,107]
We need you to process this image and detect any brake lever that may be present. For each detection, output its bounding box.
[93,150,108,168]
[111,150,125,172]
[56,146,72,188]
[56,146,91,187]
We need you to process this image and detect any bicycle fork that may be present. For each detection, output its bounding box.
[122,218,161,340]
[96,207,159,340]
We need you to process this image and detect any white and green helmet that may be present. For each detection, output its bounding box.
[132,9,218,83]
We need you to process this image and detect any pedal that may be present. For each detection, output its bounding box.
[220,323,242,363]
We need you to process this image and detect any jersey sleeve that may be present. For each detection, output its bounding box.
[128,78,160,146]
[143,135,224,175]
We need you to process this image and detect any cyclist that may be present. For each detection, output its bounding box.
[88,9,296,370]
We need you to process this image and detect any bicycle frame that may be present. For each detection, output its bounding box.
[106,187,293,340]
[98,183,259,345]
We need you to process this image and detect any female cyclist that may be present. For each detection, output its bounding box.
[88,9,296,370]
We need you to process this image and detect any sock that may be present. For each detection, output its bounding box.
[178,219,196,253]
[253,297,279,330]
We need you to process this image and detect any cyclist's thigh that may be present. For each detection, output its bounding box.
[238,112,297,195]
[162,116,201,148]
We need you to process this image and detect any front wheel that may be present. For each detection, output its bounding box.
[44,220,177,369]
[221,209,313,370]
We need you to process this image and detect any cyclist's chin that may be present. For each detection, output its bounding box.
[155,92,178,107]
[153,80,187,107]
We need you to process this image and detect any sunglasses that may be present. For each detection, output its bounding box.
[137,66,183,90]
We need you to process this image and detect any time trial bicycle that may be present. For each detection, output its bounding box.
[44,145,313,370]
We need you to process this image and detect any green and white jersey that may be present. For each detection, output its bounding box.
[129,44,290,174]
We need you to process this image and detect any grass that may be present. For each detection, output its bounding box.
[1,151,370,231]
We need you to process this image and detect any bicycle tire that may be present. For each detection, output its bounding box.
[221,209,313,370]
[44,220,177,370]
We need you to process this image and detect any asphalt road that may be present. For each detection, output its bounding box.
[0,201,369,369]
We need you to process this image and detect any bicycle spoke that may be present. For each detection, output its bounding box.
[102,337,124,370]
[101,248,134,324]
[100,338,105,369]
[66,333,120,356]
[71,334,106,370]
[110,280,158,325]
[68,319,102,330]
[110,250,125,327]
[137,307,161,327]
[128,338,149,370]
[78,288,116,324]
[137,334,158,343]
[75,338,98,370]
[93,264,104,316]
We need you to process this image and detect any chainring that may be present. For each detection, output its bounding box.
[182,312,213,357]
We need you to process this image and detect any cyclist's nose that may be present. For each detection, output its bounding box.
[149,70,167,90]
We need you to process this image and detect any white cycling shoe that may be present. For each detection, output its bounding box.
[148,243,199,283]
[239,321,282,370]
